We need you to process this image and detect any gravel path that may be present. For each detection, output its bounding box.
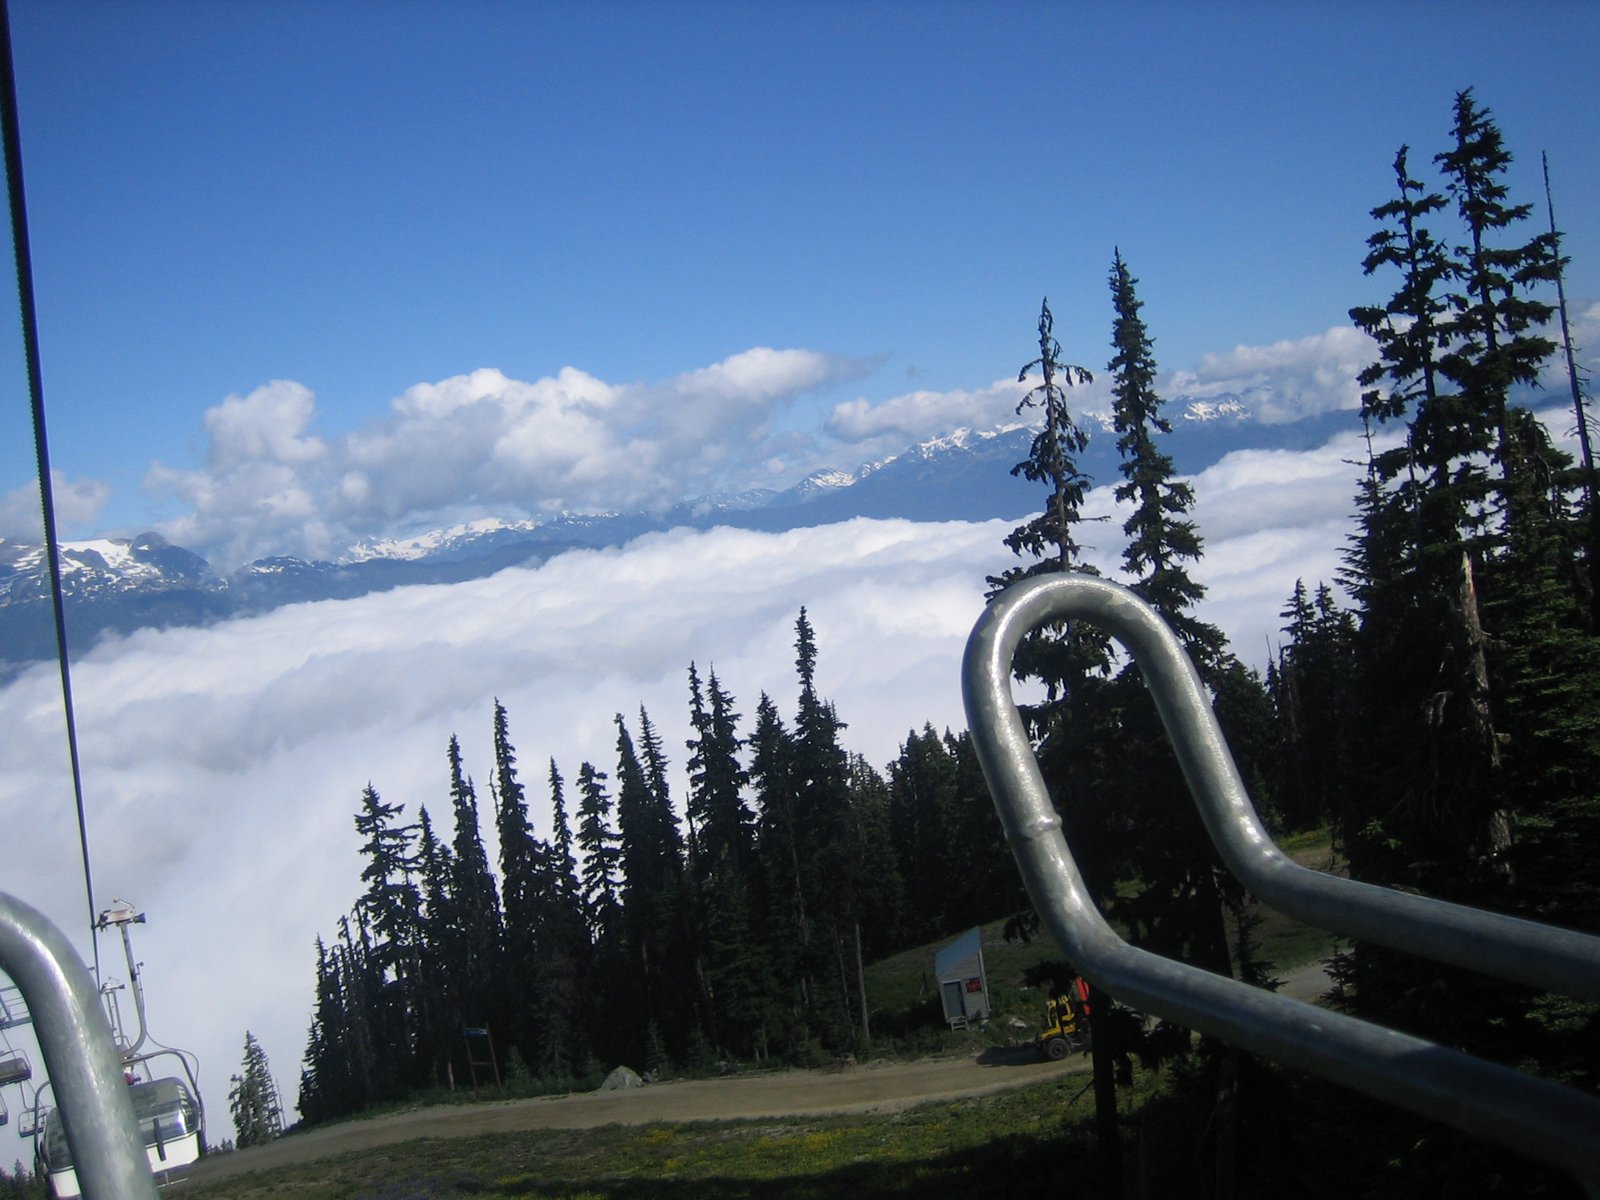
[183,1047,1089,1184]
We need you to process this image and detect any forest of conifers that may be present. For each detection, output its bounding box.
[292,91,1599,1196]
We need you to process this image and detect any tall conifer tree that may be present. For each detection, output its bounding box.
[444,735,503,1038]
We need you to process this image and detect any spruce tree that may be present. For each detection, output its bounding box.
[614,710,696,1058]
[749,690,814,1033]
[575,761,621,937]
[684,663,769,1058]
[411,805,453,1083]
[297,937,344,1122]
[574,758,629,1067]
[228,1031,283,1148]
[350,784,425,1093]
[789,610,870,1048]
[686,663,754,879]
[491,702,556,1073]
[1108,249,1225,670]
[538,757,592,1076]
[1435,88,1558,500]
[1103,250,1237,974]
[444,736,503,1042]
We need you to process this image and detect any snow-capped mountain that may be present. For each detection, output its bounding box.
[0,399,1341,678]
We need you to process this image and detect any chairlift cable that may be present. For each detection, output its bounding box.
[0,0,100,980]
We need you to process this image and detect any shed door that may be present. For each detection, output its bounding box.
[940,980,965,1023]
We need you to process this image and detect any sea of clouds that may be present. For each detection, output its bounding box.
[0,432,1361,1136]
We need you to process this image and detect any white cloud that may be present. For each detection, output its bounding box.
[1168,326,1376,424]
[1,426,1368,1147]
[0,471,111,539]
[143,352,867,569]
[826,378,1029,445]
[822,326,1377,472]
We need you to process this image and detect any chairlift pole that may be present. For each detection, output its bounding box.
[97,902,149,1058]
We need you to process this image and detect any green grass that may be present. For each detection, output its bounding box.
[185,1073,1155,1200]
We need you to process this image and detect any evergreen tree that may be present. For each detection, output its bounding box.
[537,757,592,1076]
[1271,581,1358,832]
[575,761,621,937]
[613,711,685,1055]
[1096,256,1247,1194]
[614,712,683,924]
[684,663,770,1057]
[886,724,965,943]
[788,610,872,1047]
[350,784,424,1090]
[297,936,344,1122]
[686,663,754,880]
[549,757,580,899]
[228,1031,283,1148]
[574,757,631,1066]
[998,298,1098,578]
[1108,249,1226,670]
[1435,88,1558,502]
[491,702,557,1072]
[747,687,803,1025]
[443,736,504,1047]
[1349,144,1453,512]
[333,914,379,1108]
[411,805,453,1083]
[352,784,422,977]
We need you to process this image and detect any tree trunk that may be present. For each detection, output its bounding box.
[853,920,871,1048]
[1455,550,1514,871]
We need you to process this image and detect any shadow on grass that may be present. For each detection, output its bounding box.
[356,1131,1098,1200]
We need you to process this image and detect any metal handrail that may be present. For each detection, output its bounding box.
[963,573,1600,1191]
[0,891,158,1199]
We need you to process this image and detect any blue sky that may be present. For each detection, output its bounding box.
[0,0,1596,558]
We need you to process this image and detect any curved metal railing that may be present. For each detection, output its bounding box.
[963,573,1600,1192]
[0,891,158,1199]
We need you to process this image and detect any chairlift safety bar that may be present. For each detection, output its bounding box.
[963,573,1600,1191]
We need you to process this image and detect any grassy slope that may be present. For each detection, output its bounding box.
[185,1075,1149,1200]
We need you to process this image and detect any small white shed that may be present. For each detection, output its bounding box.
[934,926,990,1028]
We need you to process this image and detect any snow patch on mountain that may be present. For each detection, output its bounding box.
[345,517,540,563]
[1180,395,1251,422]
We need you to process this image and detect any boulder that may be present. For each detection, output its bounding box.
[600,1065,644,1091]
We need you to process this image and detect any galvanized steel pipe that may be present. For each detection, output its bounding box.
[963,573,1600,1188]
[0,891,158,1199]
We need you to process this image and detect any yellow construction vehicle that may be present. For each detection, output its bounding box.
[1037,978,1091,1060]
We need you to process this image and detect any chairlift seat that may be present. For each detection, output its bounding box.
[0,1052,31,1085]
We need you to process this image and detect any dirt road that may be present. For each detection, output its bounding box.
[184,1047,1090,1185]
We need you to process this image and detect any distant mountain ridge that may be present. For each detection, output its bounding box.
[0,399,1342,677]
